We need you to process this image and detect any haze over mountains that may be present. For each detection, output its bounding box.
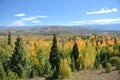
[0,24,120,30]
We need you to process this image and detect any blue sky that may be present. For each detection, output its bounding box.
[0,0,120,26]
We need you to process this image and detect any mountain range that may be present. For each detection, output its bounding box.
[0,24,120,35]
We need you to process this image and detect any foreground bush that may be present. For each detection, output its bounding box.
[59,58,71,79]
[94,54,102,69]
[105,63,112,73]
[0,63,6,80]
[116,64,120,70]
[110,56,120,66]
[6,70,18,80]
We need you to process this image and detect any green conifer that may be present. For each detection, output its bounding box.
[8,31,12,45]
[49,34,60,78]
[10,36,28,78]
[71,42,79,70]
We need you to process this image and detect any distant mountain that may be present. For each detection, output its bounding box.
[0,24,120,30]
[0,26,99,35]
[0,24,120,35]
[73,24,120,30]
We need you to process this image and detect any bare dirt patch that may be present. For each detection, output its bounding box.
[30,70,120,80]
[71,69,120,80]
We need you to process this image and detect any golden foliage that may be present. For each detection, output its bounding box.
[59,58,71,79]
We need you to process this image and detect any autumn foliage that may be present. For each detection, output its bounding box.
[0,32,120,79]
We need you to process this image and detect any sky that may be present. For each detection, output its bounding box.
[0,0,120,26]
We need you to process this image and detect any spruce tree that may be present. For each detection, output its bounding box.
[43,59,52,77]
[9,36,28,78]
[71,42,79,70]
[8,31,12,45]
[0,62,6,80]
[102,55,108,68]
[94,54,101,69]
[0,53,6,80]
[70,56,75,72]
[29,66,35,78]
[49,34,60,78]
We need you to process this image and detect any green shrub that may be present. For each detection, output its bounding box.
[102,56,108,68]
[110,56,120,66]
[116,64,120,70]
[29,67,35,78]
[95,64,102,69]
[0,63,6,80]
[6,69,18,80]
[105,63,112,73]
[94,55,102,69]
[110,56,120,70]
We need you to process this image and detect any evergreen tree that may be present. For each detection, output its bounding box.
[49,34,60,78]
[0,53,6,80]
[70,56,75,72]
[9,36,28,78]
[94,54,101,69]
[29,66,35,78]
[102,55,108,68]
[71,42,79,70]
[43,59,52,77]
[36,49,46,76]
[8,31,12,45]
[0,62,6,80]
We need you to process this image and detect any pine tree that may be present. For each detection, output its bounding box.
[0,53,6,80]
[8,31,12,45]
[103,55,108,68]
[49,34,60,78]
[71,42,79,70]
[0,62,6,80]
[70,56,75,72]
[29,66,35,78]
[43,59,52,77]
[9,36,28,78]
[94,54,101,69]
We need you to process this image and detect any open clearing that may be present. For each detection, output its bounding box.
[30,69,120,80]
[71,69,120,80]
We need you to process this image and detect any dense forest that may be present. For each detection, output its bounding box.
[0,31,120,80]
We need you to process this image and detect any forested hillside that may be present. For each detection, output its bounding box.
[0,31,120,79]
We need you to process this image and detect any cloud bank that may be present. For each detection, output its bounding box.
[86,8,118,14]
[73,18,120,25]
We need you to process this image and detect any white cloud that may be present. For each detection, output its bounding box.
[37,15,47,18]
[86,8,118,14]
[92,19,120,23]
[73,21,86,24]
[21,16,40,23]
[14,13,25,17]
[21,17,37,21]
[32,20,40,23]
[10,15,47,26]
[9,20,25,26]
[73,18,120,25]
